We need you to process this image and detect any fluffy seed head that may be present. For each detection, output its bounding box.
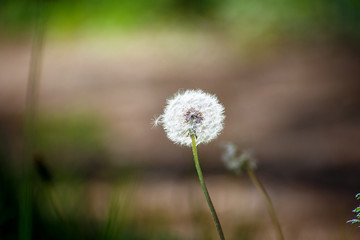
[155,89,225,146]
[221,142,257,175]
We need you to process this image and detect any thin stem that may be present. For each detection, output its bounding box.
[20,0,47,239]
[246,166,284,240]
[48,188,65,223]
[190,135,226,240]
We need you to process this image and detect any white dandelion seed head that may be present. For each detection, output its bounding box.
[157,89,225,146]
[221,142,257,175]
[221,142,239,168]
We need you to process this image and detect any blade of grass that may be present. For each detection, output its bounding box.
[20,0,47,239]
[102,181,137,240]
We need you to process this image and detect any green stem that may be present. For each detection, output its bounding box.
[246,166,284,240]
[190,135,226,240]
[20,0,47,239]
[19,182,32,240]
[48,188,65,223]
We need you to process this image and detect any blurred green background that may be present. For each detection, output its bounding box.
[1,0,360,239]
[1,0,360,41]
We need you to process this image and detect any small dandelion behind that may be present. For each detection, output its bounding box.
[220,142,283,240]
[153,89,225,146]
[221,142,257,175]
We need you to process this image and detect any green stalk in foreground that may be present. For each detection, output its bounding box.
[246,166,284,240]
[191,135,226,240]
[20,0,47,239]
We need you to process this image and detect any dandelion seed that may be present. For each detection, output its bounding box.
[154,89,225,146]
[151,115,162,128]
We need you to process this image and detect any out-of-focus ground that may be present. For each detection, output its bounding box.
[1,0,360,239]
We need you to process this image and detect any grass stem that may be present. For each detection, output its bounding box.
[20,0,47,239]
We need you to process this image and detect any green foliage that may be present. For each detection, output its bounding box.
[34,113,106,172]
[1,0,360,41]
[36,114,103,148]
[347,193,360,227]
[0,163,18,239]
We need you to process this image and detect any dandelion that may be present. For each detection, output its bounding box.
[154,89,226,240]
[156,89,225,146]
[221,143,257,175]
[221,143,284,240]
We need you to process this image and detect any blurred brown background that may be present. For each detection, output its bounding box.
[1,0,360,239]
